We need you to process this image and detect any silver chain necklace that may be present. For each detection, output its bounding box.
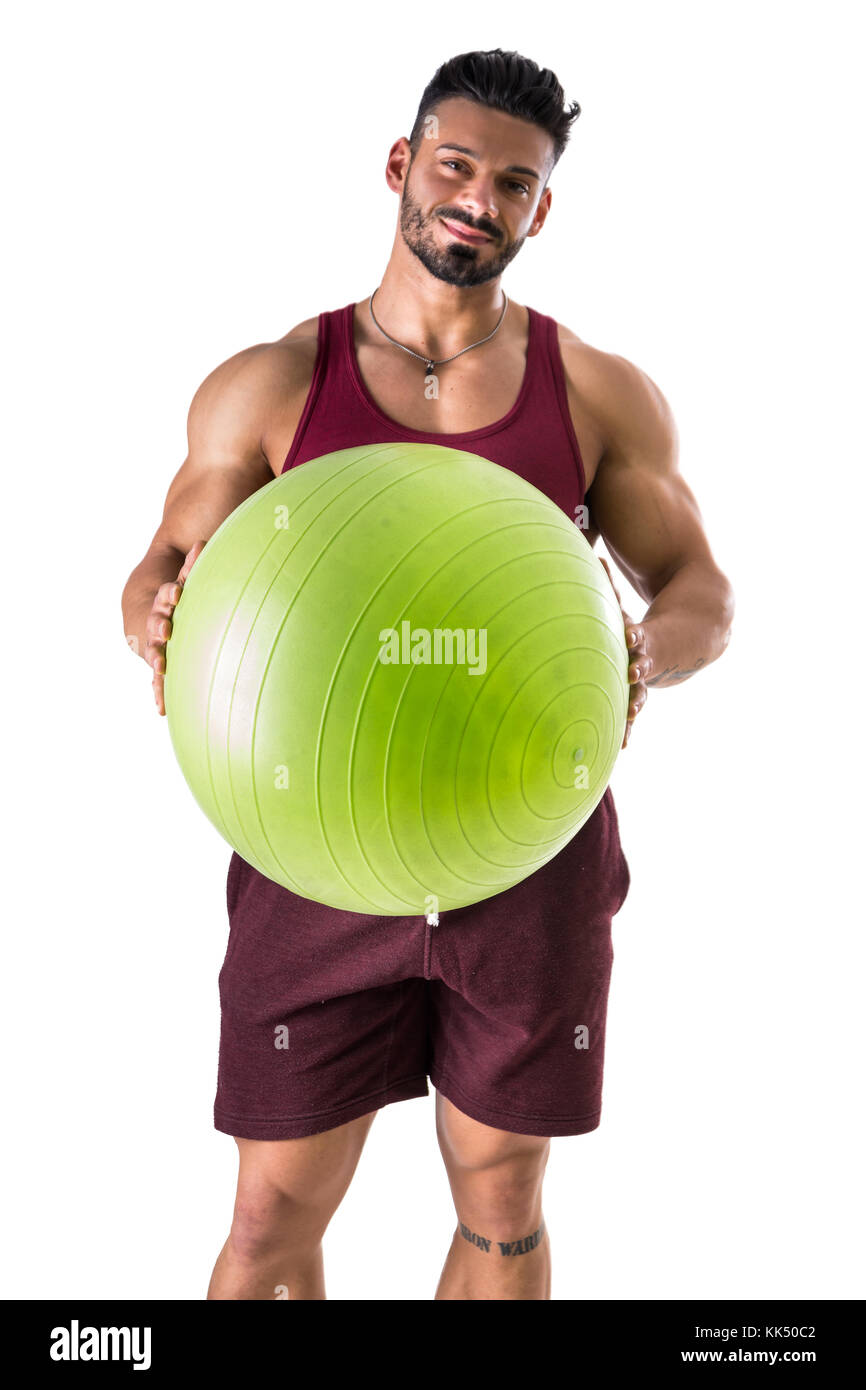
[368,287,509,375]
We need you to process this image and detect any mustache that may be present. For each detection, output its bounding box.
[437,208,502,242]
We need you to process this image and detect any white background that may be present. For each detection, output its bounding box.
[2,0,863,1300]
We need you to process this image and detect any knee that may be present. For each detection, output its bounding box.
[439,1120,550,1225]
[228,1177,334,1265]
[228,1187,304,1265]
[452,1152,548,1224]
[227,1119,373,1266]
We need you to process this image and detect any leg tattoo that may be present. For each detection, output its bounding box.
[458,1220,546,1256]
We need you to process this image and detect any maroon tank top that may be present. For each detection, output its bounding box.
[281,302,587,517]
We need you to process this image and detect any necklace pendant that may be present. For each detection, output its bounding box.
[424,359,435,375]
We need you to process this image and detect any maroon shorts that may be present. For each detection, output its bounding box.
[214,786,631,1141]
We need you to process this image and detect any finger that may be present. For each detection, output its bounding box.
[146,608,174,640]
[622,705,642,748]
[143,633,166,669]
[154,580,183,608]
[628,656,652,684]
[628,687,648,719]
[626,623,645,650]
[153,670,166,716]
[149,601,175,624]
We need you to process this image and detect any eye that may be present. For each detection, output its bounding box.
[440,160,529,196]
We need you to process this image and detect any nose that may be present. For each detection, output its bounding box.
[457,175,500,227]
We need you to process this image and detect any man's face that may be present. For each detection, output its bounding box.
[396,96,553,287]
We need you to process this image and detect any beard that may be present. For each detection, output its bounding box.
[399,171,525,287]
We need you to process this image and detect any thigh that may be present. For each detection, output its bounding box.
[435,1092,551,1167]
[234,1111,377,1201]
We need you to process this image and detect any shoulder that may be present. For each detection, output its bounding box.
[191,316,320,421]
[254,316,321,409]
[258,314,321,392]
[554,321,678,461]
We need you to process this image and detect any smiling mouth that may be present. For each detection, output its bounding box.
[439,217,493,245]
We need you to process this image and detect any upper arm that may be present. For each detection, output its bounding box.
[587,355,723,603]
[149,345,278,559]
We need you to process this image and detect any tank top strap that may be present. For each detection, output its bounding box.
[282,306,340,472]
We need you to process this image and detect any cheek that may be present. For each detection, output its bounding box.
[424,169,465,205]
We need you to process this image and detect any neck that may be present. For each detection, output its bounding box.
[369,251,507,359]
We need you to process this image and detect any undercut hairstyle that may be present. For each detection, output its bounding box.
[408,48,581,181]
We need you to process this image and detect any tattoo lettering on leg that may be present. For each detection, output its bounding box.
[458,1220,546,1256]
[459,1221,492,1252]
[497,1222,546,1256]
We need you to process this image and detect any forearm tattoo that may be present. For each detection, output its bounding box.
[458,1220,546,1256]
[646,659,706,687]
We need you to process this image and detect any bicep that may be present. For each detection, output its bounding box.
[152,349,275,557]
[588,364,719,603]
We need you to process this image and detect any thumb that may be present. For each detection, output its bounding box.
[599,556,621,603]
[178,539,206,583]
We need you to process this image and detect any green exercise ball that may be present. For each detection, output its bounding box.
[164,443,628,914]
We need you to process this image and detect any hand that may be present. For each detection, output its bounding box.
[599,557,652,749]
[145,541,205,715]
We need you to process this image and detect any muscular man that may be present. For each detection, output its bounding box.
[121,49,734,1300]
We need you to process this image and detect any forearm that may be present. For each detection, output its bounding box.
[121,545,185,661]
[639,562,734,688]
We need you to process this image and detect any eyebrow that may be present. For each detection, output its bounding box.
[433,143,541,182]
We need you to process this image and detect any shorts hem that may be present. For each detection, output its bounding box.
[214,1072,430,1140]
[430,1066,602,1138]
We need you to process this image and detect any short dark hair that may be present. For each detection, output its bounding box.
[409,49,581,179]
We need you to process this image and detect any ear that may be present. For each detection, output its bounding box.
[385,137,413,196]
[527,186,552,237]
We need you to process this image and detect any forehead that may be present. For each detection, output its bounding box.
[422,96,553,178]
